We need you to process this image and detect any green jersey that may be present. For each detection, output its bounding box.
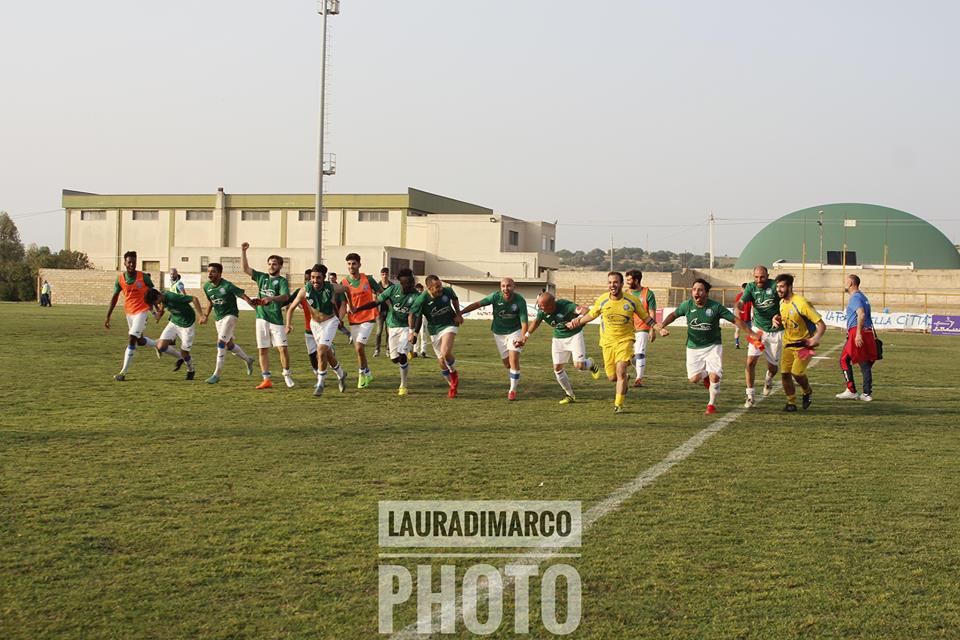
[477,291,528,335]
[740,281,782,333]
[162,291,196,328]
[411,286,459,335]
[203,278,246,320]
[251,269,289,325]
[675,298,735,348]
[378,284,420,329]
[113,271,155,294]
[537,298,582,339]
[305,281,336,316]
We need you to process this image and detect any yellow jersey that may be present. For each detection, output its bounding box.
[587,290,652,346]
[779,294,822,344]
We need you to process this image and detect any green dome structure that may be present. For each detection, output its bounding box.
[734,203,960,270]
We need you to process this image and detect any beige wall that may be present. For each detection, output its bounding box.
[227,209,283,248]
[69,209,120,270]
[173,210,220,247]
[342,210,403,247]
[119,209,171,271]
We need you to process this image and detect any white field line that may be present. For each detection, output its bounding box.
[390,340,846,639]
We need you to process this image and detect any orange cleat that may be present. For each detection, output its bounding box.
[633,377,644,387]
[256,379,273,390]
[705,404,717,415]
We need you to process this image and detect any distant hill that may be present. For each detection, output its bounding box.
[556,247,736,271]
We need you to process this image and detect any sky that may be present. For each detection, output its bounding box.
[2,0,958,256]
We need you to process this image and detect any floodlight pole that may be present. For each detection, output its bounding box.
[313,0,334,265]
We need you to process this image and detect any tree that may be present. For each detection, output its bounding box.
[0,212,25,263]
[0,215,92,301]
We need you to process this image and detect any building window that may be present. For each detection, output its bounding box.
[80,210,106,221]
[549,237,555,252]
[358,210,388,222]
[186,210,213,221]
[200,256,209,270]
[132,210,159,221]
[241,210,270,222]
[220,257,241,271]
[390,258,410,275]
[298,210,328,222]
[412,260,426,276]
[180,257,189,263]
[508,230,519,247]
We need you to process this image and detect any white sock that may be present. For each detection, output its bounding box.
[555,369,574,396]
[160,345,182,359]
[230,344,251,362]
[283,368,292,378]
[317,370,327,386]
[120,345,135,374]
[635,351,646,379]
[333,363,345,380]
[184,355,194,372]
[509,369,520,392]
[709,381,720,405]
[582,357,594,370]
[746,387,755,399]
[142,337,156,348]
[312,368,319,376]
[214,347,226,377]
[400,362,409,387]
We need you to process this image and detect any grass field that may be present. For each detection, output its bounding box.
[2,303,959,639]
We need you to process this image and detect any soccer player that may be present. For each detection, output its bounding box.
[460,278,529,401]
[659,278,758,415]
[413,283,428,357]
[774,273,827,412]
[285,264,350,397]
[200,262,256,384]
[105,250,159,381]
[145,287,204,380]
[241,242,294,389]
[328,271,353,342]
[290,269,321,376]
[519,291,601,404]
[625,269,657,387]
[354,268,420,395]
[409,275,463,397]
[736,265,783,408]
[733,282,751,348]
[566,272,661,413]
[836,274,878,402]
[340,253,383,388]
[373,267,392,358]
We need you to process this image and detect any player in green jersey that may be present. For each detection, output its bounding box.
[659,278,760,415]
[241,242,293,390]
[145,288,204,379]
[735,265,784,408]
[518,291,601,404]
[460,278,530,401]
[355,268,419,395]
[285,264,351,397]
[409,275,463,398]
[200,262,257,384]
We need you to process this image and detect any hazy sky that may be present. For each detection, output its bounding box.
[2,0,958,255]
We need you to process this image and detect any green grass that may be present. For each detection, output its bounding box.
[1,303,959,638]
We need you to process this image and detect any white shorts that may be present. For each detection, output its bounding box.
[748,330,783,367]
[126,312,148,338]
[256,318,288,349]
[686,344,723,380]
[552,333,587,365]
[634,330,651,355]
[430,325,458,358]
[159,321,196,351]
[311,316,340,348]
[388,326,411,359]
[349,321,375,345]
[493,330,523,360]
[215,315,238,342]
[304,330,317,355]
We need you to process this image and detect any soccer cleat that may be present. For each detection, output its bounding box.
[449,370,460,392]
[590,364,601,380]
[447,385,457,398]
[743,396,754,409]
[313,382,324,397]
[802,392,812,410]
[398,386,408,397]
[245,358,255,376]
[835,389,860,400]
[185,370,196,381]
[366,372,374,385]
[284,375,296,388]
[783,403,797,412]
[113,373,126,382]
[735,341,740,349]
[256,379,273,390]
[155,347,162,359]
[559,395,576,405]
[358,374,368,389]
[613,405,624,414]
[373,348,380,358]
[508,390,517,401]
[205,374,220,384]
[762,383,773,397]
[337,373,347,393]
[633,377,644,388]
[859,394,873,402]
[409,351,417,359]
[705,404,717,415]
[173,358,184,372]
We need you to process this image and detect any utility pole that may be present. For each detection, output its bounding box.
[314,0,340,265]
[609,235,614,272]
[708,212,715,269]
[818,210,824,266]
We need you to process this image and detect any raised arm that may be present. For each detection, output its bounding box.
[240,242,253,276]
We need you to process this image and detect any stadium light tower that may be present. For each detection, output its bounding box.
[314,0,340,265]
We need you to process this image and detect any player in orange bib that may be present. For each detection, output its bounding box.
[626,269,657,387]
[105,250,159,381]
[340,253,383,388]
